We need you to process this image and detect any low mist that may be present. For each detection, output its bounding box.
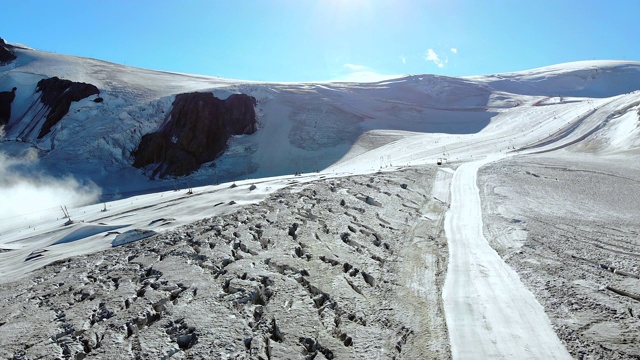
[0,148,101,221]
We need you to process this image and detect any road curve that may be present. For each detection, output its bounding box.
[443,157,571,359]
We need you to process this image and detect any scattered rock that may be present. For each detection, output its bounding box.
[243,337,252,350]
[288,223,299,240]
[361,271,376,287]
[365,196,382,206]
[372,233,383,247]
[177,333,198,350]
[270,318,284,342]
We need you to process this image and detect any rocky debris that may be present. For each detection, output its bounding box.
[0,37,16,65]
[89,302,114,325]
[364,195,382,206]
[166,318,199,350]
[361,271,376,287]
[0,167,450,359]
[132,92,257,178]
[288,222,299,240]
[0,87,16,126]
[371,232,383,247]
[298,337,335,359]
[35,76,100,138]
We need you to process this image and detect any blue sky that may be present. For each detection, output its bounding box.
[2,0,639,82]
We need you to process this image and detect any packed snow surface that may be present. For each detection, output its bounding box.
[443,156,570,359]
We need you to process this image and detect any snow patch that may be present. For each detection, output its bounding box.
[111,229,156,247]
[53,224,128,245]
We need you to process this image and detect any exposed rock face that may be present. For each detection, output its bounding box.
[0,87,16,126]
[133,92,257,178]
[0,37,17,65]
[223,93,258,134]
[36,77,100,138]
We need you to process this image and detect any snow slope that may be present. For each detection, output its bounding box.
[468,60,640,97]
[2,47,639,199]
[2,44,640,358]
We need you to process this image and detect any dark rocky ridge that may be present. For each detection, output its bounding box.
[133,92,257,178]
[0,37,16,65]
[36,77,100,138]
[0,87,16,126]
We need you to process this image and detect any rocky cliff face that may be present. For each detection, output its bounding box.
[133,92,257,178]
[36,77,100,138]
[0,37,16,65]
[0,87,16,126]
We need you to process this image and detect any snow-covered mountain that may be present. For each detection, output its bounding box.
[1,39,640,359]
[2,39,640,198]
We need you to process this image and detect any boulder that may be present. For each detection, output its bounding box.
[0,87,16,126]
[36,77,100,138]
[0,37,16,65]
[133,91,257,178]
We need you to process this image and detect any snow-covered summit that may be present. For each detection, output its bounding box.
[468,60,640,97]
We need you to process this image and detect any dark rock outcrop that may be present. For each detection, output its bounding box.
[0,37,17,65]
[35,77,100,138]
[0,87,16,126]
[133,92,257,178]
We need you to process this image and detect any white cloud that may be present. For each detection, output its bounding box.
[425,49,445,68]
[451,48,458,54]
[426,49,439,62]
[0,149,101,220]
[338,71,401,82]
[335,63,401,82]
[343,63,367,71]
[400,55,407,64]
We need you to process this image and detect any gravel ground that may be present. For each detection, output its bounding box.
[479,153,640,359]
[0,166,451,359]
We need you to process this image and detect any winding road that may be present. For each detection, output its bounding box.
[442,157,571,359]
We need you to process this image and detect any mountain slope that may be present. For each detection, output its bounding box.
[2,44,640,200]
